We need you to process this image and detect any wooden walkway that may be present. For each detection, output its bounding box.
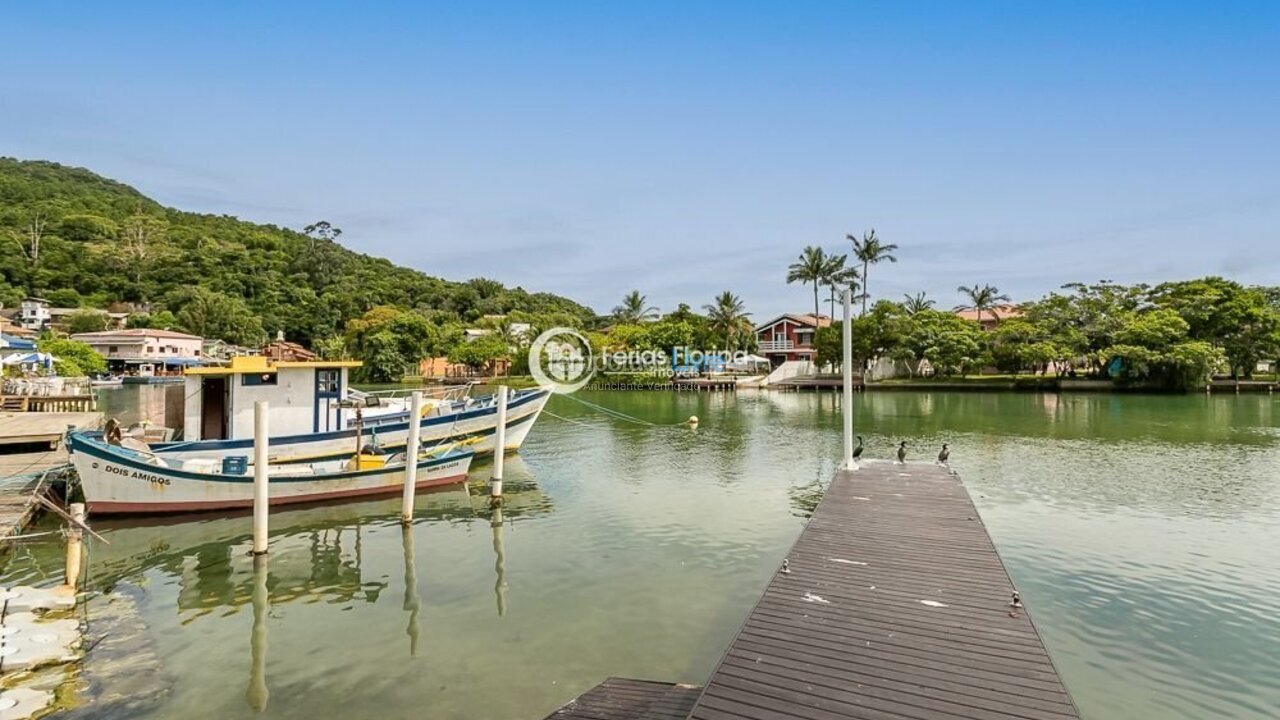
[544,678,701,720]
[686,461,1080,720]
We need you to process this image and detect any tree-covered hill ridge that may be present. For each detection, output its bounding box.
[0,157,595,347]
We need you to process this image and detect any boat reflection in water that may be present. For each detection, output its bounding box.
[80,458,551,714]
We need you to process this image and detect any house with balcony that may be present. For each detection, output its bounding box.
[754,313,831,366]
[70,328,205,375]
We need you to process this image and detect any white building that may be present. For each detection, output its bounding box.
[70,328,205,373]
[18,297,51,331]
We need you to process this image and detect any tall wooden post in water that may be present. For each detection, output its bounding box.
[490,386,508,501]
[252,401,269,555]
[401,391,424,523]
[64,503,86,589]
[842,288,855,469]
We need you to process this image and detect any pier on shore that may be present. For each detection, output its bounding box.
[544,461,1080,720]
[0,410,102,543]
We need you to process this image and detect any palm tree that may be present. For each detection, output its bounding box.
[847,229,899,317]
[902,292,935,315]
[787,246,828,318]
[612,290,659,323]
[956,284,1012,326]
[703,291,753,350]
[819,254,862,316]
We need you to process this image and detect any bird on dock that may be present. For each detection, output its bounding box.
[896,441,907,464]
[852,436,864,461]
[937,443,950,465]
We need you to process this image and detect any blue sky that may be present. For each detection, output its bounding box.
[4,1,1278,319]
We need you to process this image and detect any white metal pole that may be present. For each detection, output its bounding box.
[401,391,423,523]
[490,386,508,499]
[252,401,269,555]
[842,288,854,469]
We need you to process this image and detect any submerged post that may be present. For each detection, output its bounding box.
[252,401,269,555]
[842,288,855,469]
[64,502,86,590]
[490,386,508,500]
[401,391,424,523]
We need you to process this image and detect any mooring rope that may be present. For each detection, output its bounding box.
[555,394,695,428]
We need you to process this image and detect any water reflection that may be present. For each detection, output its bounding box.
[491,505,507,617]
[400,524,421,656]
[247,554,269,713]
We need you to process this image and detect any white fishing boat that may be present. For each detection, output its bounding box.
[115,356,549,463]
[90,374,124,387]
[68,431,475,514]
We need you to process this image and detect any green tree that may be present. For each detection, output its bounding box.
[1150,278,1280,378]
[612,290,659,323]
[819,254,859,317]
[956,284,1012,326]
[786,246,828,318]
[65,309,108,334]
[902,292,934,315]
[344,306,439,382]
[847,229,898,317]
[127,310,179,330]
[448,334,509,373]
[169,287,266,346]
[37,337,107,377]
[703,291,753,350]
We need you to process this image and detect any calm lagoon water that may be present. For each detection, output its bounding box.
[4,388,1280,719]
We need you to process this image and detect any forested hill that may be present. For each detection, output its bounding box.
[0,158,595,346]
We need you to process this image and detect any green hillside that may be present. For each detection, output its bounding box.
[0,158,595,350]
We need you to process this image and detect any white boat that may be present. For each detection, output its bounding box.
[68,431,475,514]
[90,375,124,387]
[123,356,549,463]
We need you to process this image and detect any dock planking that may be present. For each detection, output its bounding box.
[544,678,702,720]
[686,460,1081,720]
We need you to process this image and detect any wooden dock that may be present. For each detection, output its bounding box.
[687,461,1079,720]
[1,411,102,545]
[0,411,101,450]
[544,461,1080,720]
[544,678,701,720]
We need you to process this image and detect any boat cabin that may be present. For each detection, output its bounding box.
[183,356,363,441]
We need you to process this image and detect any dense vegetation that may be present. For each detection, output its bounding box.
[814,278,1280,389]
[0,158,596,379]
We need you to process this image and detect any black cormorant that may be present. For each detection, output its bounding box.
[896,441,907,463]
[852,436,864,460]
[937,443,950,464]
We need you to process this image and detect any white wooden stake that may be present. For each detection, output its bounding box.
[490,386,508,498]
[401,391,423,523]
[842,288,855,469]
[252,401,269,555]
[64,503,85,590]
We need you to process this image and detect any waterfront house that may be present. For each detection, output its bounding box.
[70,328,205,375]
[954,304,1023,331]
[754,313,830,366]
[419,356,510,379]
[204,338,256,361]
[0,315,36,339]
[261,332,317,362]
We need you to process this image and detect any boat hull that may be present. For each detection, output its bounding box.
[70,435,473,514]
[146,387,551,463]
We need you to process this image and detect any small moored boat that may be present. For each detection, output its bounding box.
[68,431,474,514]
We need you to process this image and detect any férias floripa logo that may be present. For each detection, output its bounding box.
[528,327,596,394]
